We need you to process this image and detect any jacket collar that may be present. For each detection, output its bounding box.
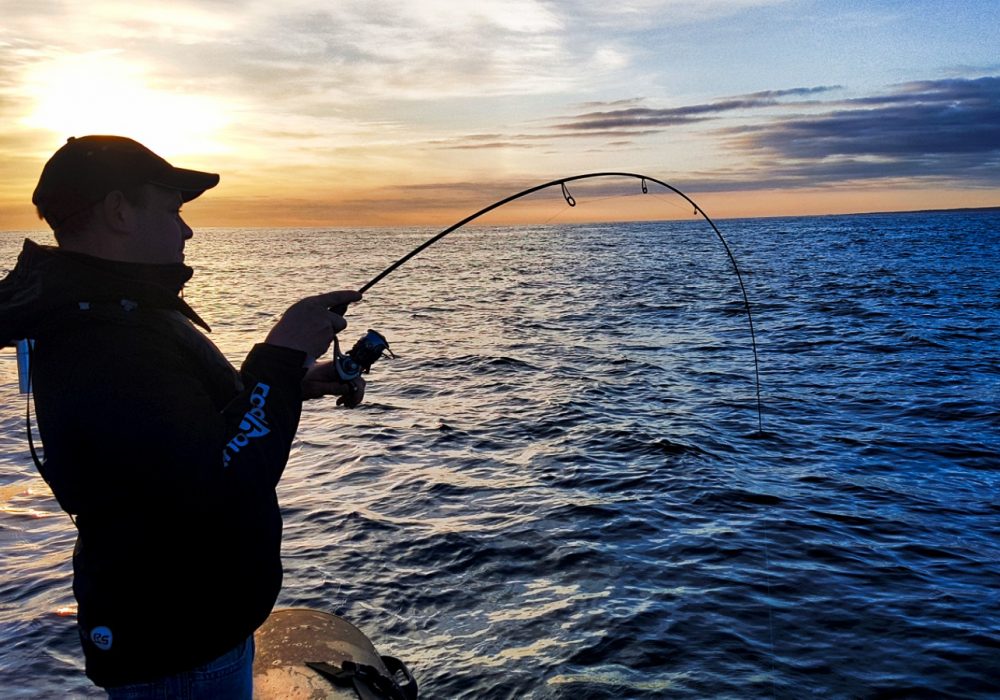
[0,239,210,344]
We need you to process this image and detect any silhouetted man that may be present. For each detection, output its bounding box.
[0,135,364,698]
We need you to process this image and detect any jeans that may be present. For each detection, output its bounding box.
[105,636,254,700]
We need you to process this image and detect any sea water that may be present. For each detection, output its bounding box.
[1,210,998,698]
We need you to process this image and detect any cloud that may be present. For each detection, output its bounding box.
[539,77,1000,191]
[0,0,800,119]
[550,86,842,133]
[720,76,1000,187]
[1,0,578,116]
[415,86,837,149]
[434,140,540,151]
[550,0,794,29]
[201,1,585,101]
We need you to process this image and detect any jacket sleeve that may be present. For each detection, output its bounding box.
[32,321,308,517]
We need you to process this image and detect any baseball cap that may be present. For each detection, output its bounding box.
[32,135,220,229]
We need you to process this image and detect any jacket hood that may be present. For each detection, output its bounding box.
[0,239,210,346]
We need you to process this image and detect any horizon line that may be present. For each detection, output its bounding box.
[2,204,998,236]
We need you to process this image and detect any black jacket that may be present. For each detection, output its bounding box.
[0,240,307,687]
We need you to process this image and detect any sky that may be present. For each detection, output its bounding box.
[1,0,998,229]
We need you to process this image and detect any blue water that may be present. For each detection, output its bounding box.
[1,208,998,698]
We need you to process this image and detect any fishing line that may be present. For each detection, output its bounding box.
[351,172,764,432]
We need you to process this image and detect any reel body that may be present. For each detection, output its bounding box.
[333,329,393,382]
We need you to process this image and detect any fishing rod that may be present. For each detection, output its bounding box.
[333,172,764,431]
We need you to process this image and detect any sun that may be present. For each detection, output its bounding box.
[22,51,229,158]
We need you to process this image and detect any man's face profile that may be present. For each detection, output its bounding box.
[126,185,193,265]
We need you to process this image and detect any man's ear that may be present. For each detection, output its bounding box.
[100,190,136,234]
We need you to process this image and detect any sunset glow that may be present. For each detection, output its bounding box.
[1,1,997,230]
[22,52,230,158]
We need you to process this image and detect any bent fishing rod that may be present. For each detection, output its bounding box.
[332,172,764,432]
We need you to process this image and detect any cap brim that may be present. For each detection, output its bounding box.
[148,167,220,202]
